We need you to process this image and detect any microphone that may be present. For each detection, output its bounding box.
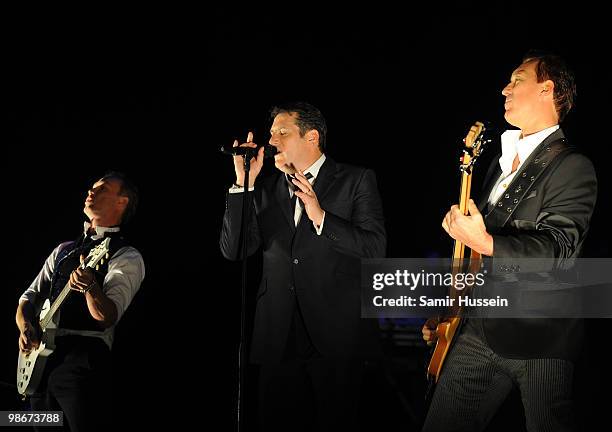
[219,144,277,159]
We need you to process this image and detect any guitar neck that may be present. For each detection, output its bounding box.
[452,169,473,261]
[40,281,72,330]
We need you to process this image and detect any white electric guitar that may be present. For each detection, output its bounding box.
[17,238,110,396]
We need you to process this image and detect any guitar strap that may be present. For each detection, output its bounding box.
[49,234,93,304]
[485,137,572,228]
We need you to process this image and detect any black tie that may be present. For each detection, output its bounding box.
[287,172,314,215]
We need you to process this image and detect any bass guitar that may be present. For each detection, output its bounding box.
[426,122,492,385]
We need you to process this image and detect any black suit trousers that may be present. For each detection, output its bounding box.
[422,319,575,432]
[30,336,111,432]
[257,298,364,432]
[258,356,364,432]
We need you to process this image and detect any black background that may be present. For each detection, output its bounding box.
[2,5,610,431]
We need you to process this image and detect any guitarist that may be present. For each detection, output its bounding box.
[422,51,597,431]
[16,172,145,432]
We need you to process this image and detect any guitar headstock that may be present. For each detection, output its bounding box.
[460,121,493,174]
[83,237,111,271]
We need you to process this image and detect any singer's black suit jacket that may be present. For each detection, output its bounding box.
[477,128,597,360]
[220,157,386,364]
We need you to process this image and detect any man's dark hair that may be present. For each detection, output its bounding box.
[270,101,327,151]
[522,50,576,122]
[100,171,139,224]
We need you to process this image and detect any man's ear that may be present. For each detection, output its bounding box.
[118,196,129,210]
[306,129,319,146]
[541,79,555,95]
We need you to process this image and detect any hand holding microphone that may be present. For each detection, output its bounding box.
[221,141,277,158]
[230,132,265,188]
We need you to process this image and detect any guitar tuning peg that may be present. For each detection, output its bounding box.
[100,259,105,265]
[96,264,100,271]
[105,253,109,259]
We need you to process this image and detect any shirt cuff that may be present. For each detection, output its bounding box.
[313,211,326,235]
[228,184,255,194]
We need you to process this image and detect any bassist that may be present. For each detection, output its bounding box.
[422,51,597,431]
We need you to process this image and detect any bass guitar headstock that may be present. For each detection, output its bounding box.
[460,121,494,174]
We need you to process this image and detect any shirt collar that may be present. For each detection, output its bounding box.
[499,125,559,177]
[302,153,326,180]
[84,221,121,241]
[285,153,326,185]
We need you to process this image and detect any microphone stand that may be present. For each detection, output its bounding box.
[237,149,254,432]
[220,144,276,432]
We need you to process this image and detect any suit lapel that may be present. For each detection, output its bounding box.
[295,157,339,232]
[478,155,502,213]
[312,157,338,204]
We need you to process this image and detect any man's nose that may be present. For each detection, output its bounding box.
[501,83,512,97]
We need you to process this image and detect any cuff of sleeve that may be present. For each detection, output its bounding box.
[313,211,326,235]
[228,184,255,194]
[491,234,508,257]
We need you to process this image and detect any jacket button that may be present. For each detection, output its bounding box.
[293,259,299,264]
